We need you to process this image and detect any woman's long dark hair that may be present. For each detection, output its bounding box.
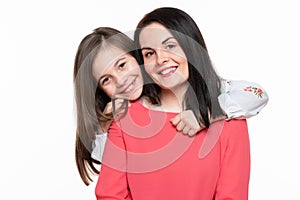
[134,7,224,127]
[73,27,135,185]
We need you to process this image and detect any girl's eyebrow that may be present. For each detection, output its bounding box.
[98,56,126,81]
[114,56,126,67]
[141,37,175,50]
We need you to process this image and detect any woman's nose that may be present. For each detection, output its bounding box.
[156,49,169,65]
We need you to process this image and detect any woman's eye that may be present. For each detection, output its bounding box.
[144,51,154,57]
[166,44,176,50]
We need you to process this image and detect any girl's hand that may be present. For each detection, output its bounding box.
[98,102,113,133]
[170,110,204,136]
[170,110,227,136]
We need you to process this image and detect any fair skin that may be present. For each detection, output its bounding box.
[139,23,226,134]
[139,22,191,116]
[92,45,143,101]
[140,23,189,112]
[92,42,202,135]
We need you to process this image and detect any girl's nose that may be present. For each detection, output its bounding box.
[116,73,128,87]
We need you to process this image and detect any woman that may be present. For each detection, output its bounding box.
[95,7,257,199]
[74,26,267,186]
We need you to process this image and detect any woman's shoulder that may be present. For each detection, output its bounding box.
[223,119,248,129]
[220,119,249,141]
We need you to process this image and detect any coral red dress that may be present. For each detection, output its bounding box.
[95,100,250,200]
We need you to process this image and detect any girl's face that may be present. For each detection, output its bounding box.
[92,45,143,101]
[139,22,189,91]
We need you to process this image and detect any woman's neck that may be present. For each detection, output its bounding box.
[159,83,189,112]
[141,83,188,113]
[159,91,182,112]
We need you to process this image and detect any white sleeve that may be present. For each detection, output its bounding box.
[218,78,269,119]
[91,132,108,162]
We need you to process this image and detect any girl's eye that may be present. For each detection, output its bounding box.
[119,62,125,69]
[101,77,110,85]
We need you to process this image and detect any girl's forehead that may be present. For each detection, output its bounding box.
[100,45,127,59]
[92,46,127,78]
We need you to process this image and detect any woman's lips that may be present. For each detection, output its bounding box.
[159,66,177,77]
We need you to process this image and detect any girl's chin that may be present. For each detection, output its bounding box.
[128,88,143,101]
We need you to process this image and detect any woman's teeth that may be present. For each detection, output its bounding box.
[160,67,176,75]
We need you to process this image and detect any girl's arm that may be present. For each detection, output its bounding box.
[91,102,113,162]
[170,78,268,136]
[218,78,268,119]
[95,120,132,200]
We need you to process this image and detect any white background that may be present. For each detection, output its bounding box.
[0,0,299,199]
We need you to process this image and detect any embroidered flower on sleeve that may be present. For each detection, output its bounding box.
[221,78,232,86]
[244,86,264,98]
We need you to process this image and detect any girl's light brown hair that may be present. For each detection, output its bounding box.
[73,27,135,185]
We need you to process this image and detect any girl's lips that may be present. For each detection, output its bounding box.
[124,82,134,93]
[118,77,136,96]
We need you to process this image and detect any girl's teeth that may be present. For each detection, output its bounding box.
[125,84,133,93]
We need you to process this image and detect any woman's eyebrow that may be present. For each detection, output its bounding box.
[161,37,175,44]
[141,47,152,51]
[141,37,175,50]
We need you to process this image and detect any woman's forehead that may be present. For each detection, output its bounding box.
[139,23,173,47]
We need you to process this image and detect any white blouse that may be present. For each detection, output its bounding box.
[91,78,269,162]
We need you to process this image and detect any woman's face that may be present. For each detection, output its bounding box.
[92,45,143,101]
[139,22,189,91]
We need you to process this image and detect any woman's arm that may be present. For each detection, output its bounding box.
[215,119,250,199]
[95,120,132,200]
